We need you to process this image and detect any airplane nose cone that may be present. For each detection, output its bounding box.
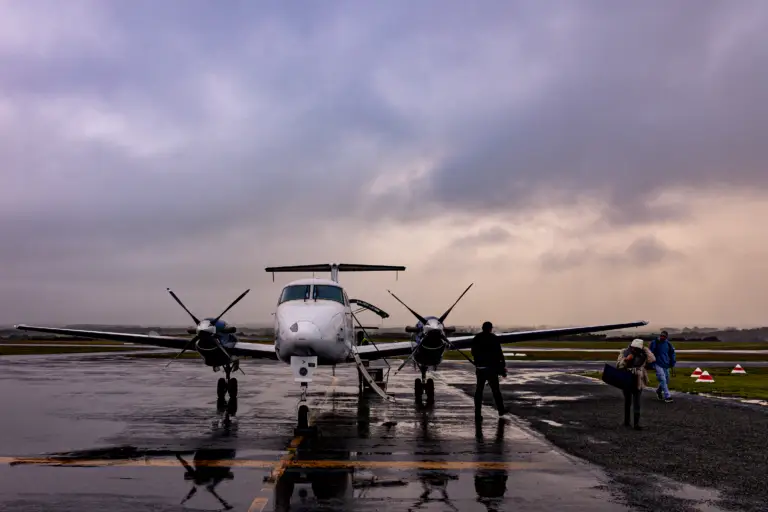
[287,321,323,342]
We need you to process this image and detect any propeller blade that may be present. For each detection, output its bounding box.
[181,485,197,504]
[213,336,233,361]
[395,352,416,374]
[442,333,476,366]
[167,288,201,325]
[165,335,199,368]
[212,289,250,323]
[394,337,425,375]
[386,290,428,325]
[438,283,474,324]
[207,485,233,510]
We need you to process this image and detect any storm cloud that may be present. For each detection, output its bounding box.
[2,1,768,327]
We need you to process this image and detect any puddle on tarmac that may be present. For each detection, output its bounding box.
[654,476,728,512]
[538,419,564,427]
[527,395,589,403]
[696,393,768,408]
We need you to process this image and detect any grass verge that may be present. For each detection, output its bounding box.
[439,350,768,362]
[580,367,768,401]
[1,339,133,346]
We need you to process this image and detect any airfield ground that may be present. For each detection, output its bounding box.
[1,352,765,511]
[4,337,768,362]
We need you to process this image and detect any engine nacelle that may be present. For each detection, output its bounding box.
[443,326,456,334]
[405,325,420,333]
[221,326,238,334]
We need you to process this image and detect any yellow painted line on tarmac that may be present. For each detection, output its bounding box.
[253,375,339,509]
[265,435,304,483]
[2,456,545,471]
[247,497,268,512]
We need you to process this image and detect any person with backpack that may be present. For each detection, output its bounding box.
[649,330,676,403]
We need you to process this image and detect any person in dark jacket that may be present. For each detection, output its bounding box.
[470,321,507,420]
[649,330,676,402]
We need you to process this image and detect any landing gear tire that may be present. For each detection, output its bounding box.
[425,378,435,403]
[217,378,227,400]
[298,405,309,430]
[228,378,238,398]
[415,378,423,401]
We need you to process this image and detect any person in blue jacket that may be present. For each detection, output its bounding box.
[649,330,676,402]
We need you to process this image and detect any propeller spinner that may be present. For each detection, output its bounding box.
[165,288,250,368]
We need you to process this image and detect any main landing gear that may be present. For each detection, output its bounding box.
[215,360,239,400]
[415,366,434,405]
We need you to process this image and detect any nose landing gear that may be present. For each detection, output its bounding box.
[414,366,434,404]
[215,363,238,400]
[291,356,319,436]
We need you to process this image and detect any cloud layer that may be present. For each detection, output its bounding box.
[3,1,768,327]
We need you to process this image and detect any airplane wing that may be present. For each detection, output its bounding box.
[355,340,416,360]
[13,324,279,360]
[445,320,649,349]
[227,342,278,359]
[354,320,648,361]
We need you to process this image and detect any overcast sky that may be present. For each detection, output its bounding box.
[3,0,768,329]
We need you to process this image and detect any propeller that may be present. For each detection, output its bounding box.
[164,288,250,368]
[387,283,475,374]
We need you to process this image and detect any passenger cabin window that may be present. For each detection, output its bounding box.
[279,285,310,304]
[312,285,345,305]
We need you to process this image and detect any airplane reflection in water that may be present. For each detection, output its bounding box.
[406,403,508,512]
[270,394,409,511]
[10,398,242,510]
[410,405,460,511]
[8,394,509,511]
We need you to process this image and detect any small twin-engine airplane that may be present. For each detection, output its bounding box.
[15,262,648,429]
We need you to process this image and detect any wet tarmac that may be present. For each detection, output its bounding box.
[0,354,637,511]
[461,368,768,512]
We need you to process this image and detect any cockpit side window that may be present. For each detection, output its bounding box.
[312,285,345,305]
[278,285,311,304]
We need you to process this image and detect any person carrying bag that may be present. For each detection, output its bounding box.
[602,338,656,430]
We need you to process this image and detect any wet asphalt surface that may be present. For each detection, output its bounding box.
[462,367,768,512]
[0,354,764,511]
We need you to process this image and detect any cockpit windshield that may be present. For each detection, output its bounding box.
[312,285,345,305]
[278,285,310,304]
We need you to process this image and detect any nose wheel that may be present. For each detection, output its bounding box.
[414,377,434,404]
[216,364,238,400]
[298,404,309,429]
[294,382,317,435]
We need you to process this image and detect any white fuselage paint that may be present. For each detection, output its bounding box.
[272,278,355,365]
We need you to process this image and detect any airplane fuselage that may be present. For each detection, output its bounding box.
[272,278,355,365]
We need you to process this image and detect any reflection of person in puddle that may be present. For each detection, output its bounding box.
[474,419,508,511]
